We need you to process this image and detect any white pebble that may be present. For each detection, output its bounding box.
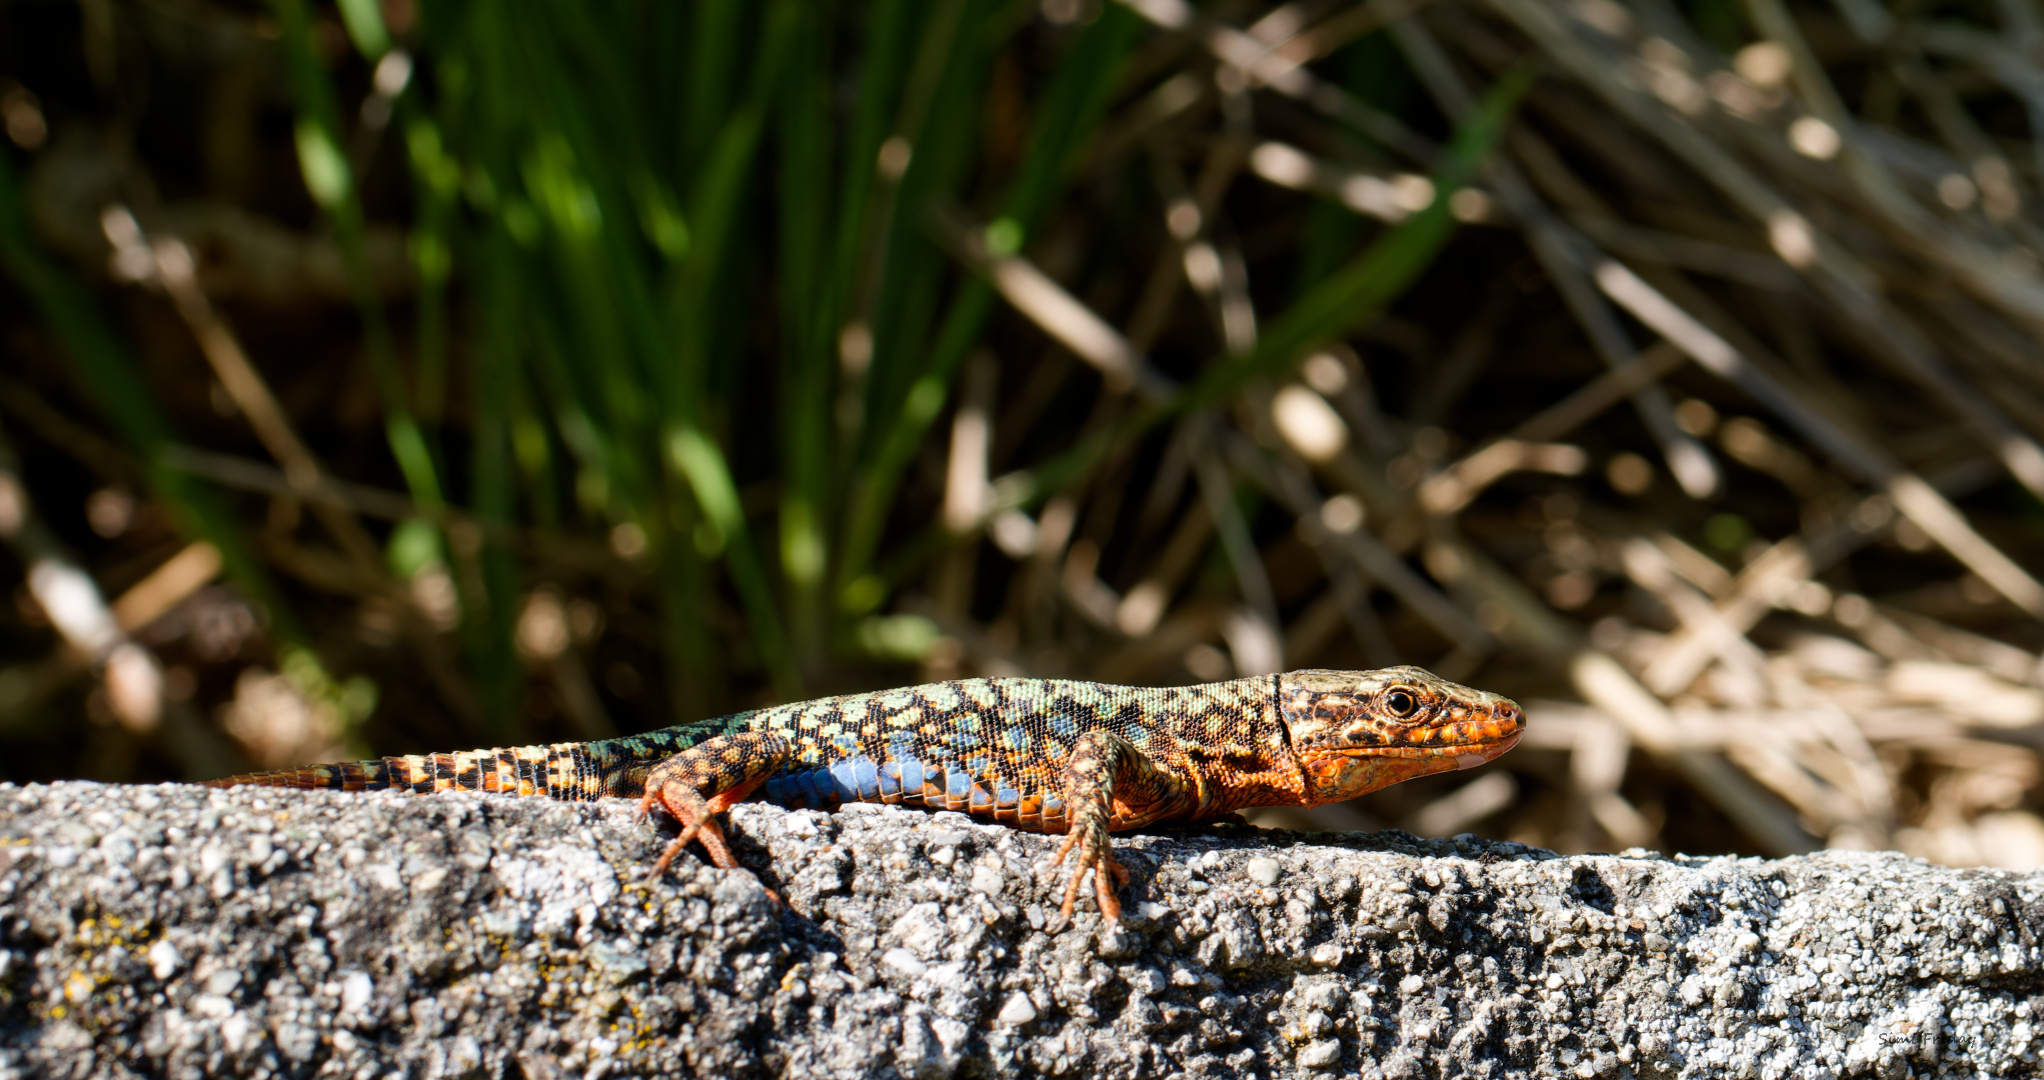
[997,992,1038,1025]
[340,971,374,1014]
[881,948,927,978]
[147,940,181,980]
[970,864,1005,895]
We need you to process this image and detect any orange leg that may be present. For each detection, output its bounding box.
[634,733,790,899]
[1050,731,1194,923]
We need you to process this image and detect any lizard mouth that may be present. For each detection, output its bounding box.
[1311,729,1522,765]
[1295,730,1522,804]
[1453,729,1521,769]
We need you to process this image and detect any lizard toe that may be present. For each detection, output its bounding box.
[1058,866,1086,921]
[647,807,711,876]
[1054,822,1124,923]
[1093,852,1127,922]
[1049,829,1079,868]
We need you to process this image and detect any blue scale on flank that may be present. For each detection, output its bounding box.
[944,765,974,805]
[831,756,882,801]
[758,754,1068,821]
[760,768,831,809]
[766,754,1001,810]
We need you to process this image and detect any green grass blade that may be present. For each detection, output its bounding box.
[778,4,835,662]
[463,228,526,741]
[836,6,1144,598]
[272,0,445,509]
[661,0,805,699]
[833,0,975,474]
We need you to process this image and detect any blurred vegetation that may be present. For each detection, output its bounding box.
[4,0,2044,866]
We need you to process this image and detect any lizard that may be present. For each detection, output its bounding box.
[204,665,1523,922]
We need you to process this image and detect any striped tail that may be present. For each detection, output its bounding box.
[202,727,719,802]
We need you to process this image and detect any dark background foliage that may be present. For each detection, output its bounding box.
[4,0,2044,867]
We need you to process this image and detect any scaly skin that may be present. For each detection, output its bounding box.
[204,666,1523,922]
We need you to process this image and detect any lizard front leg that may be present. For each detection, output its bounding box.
[1051,731,1196,923]
[637,732,792,880]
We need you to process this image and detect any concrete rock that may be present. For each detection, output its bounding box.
[0,781,2040,1078]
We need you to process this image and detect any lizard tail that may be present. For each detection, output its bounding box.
[201,746,579,798]
[201,727,722,801]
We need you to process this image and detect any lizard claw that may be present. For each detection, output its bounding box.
[1051,825,1128,923]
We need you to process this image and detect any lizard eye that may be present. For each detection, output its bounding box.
[1385,689,1420,718]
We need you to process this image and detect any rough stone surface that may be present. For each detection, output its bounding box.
[1,781,2041,1079]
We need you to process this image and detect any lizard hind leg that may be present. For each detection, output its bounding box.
[1051,731,1194,924]
[635,732,791,890]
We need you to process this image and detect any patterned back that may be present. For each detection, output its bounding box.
[741,676,1285,832]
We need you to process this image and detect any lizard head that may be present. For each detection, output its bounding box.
[1279,666,1523,806]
